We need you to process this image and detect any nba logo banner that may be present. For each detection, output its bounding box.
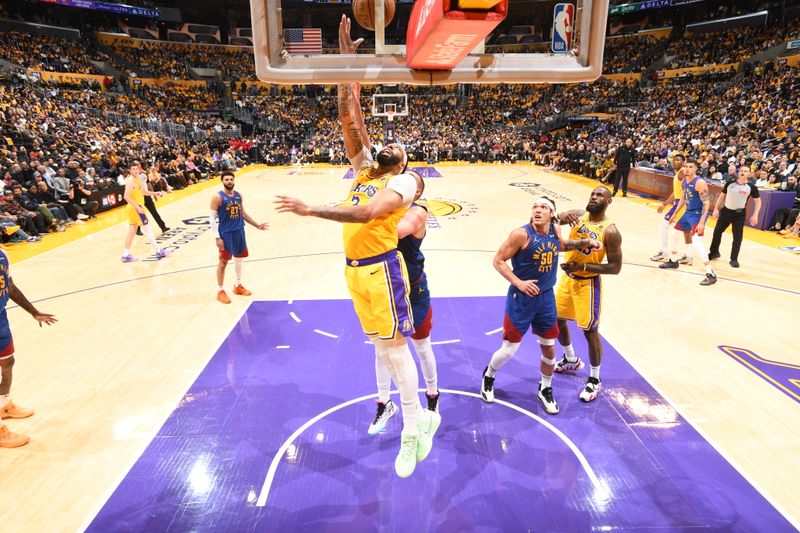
[552,3,574,53]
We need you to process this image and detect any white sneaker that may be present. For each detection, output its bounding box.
[579,377,602,402]
[678,255,693,265]
[416,409,441,462]
[394,432,419,478]
[537,384,559,415]
[367,399,397,435]
[650,251,666,262]
[77,213,89,220]
[480,366,495,403]
[554,355,584,373]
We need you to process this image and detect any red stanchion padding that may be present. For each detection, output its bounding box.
[405,0,508,71]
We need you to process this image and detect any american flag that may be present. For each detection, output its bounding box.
[283,28,322,55]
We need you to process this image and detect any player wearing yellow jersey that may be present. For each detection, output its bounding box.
[651,154,692,264]
[554,187,623,402]
[275,15,440,479]
[121,162,171,262]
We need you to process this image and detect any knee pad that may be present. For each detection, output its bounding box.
[541,354,556,366]
[537,336,556,347]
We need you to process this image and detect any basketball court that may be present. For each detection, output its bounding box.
[1,162,798,531]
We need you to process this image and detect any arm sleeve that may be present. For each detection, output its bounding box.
[348,146,373,171]
[750,184,760,198]
[723,180,731,194]
[386,173,416,206]
[210,210,220,237]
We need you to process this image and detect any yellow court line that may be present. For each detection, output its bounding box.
[547,165,800,252]
[719,346,800,371]
[720,347,800,402]
[4,167,261,263]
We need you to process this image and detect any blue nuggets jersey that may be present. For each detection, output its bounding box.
[0,251,12,347]
[682,177,703,213]
[218,191,245,233]
[511,223,560,292]
[397,203,427,283]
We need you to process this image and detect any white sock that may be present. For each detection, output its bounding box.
[691,234,709,263]
[590,365,601,380]
[386,343,421,435]
[218,285,223,291]
[540,374,553,389]
[668,229,682,261]
[659,218,670,252]
[0,393,9,407]
[123,248,131,256]
[562,343,577,362]
[374,345,392,404]
[706,265,715,275]
[234,258,243,285]
[487,341,521,377]
[143,224,159,252]
[684,243,693,261]
[411,337,437,393]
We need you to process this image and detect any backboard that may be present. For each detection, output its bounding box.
[250,0,609,85]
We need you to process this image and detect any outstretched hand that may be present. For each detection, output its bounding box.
[256,222,270,230]
[33,313,57,327]
[338,15,364,54]
[275,195,311,216]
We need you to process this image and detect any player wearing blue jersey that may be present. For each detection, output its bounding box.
[0,249,57,448]
[659,158,717,285]
[210,171,269,304]
[480,197,602,414]
[368,171,441,435]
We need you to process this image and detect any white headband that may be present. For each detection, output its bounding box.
[532,198,555,213]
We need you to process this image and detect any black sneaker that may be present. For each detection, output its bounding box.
[425,391,440,412]
[480,366,495,403]
[537,385,559,414]
[659,259,679,269]
[729,260,740,268]
[700,272,717,286]
[708,251,721,260]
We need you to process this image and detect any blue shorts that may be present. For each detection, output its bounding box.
[503,287,558,343]
[219,229,248,260]
[409,272,432,339]
[675,210,705,236]
[0,309,11,353]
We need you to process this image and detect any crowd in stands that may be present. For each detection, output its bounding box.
[0,74,249,246]
[0,32,112,75]
[665,21,800,69]
[110,41,254,80]
[603,35,667,73]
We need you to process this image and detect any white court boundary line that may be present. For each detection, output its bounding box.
[255,388,607,507]
[600,329,800,532]
[77,303,252,532]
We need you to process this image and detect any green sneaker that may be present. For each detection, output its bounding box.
[394,433,419,478]
[416,409,442,463]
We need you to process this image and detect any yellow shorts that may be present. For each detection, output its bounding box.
[126,205,147,226]
[556,274,602,331]
[345,250,414,341]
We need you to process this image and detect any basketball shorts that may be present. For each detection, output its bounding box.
[0,313,13,358]
[503,287,558,343]
[345,249,414,341]
[126,205,148,226]
[664,200,685,222]
[219,229,248,260]
[675,210,706,236]
[556,274,602,331]
[410,272,432,340]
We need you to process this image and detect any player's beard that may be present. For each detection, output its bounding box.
[223,184,234,193]
[377,150,401,167]
[586,202,604,214]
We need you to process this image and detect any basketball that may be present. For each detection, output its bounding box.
[352,0,395,31]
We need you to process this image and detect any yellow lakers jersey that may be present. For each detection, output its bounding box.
[343,167,408,259]
[673,171,684,200]
[127,176,145,206]
[564,214,613,278]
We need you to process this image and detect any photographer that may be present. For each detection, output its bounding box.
[72,179,99,219]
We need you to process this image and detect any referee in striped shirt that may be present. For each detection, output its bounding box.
[709,166,761,268]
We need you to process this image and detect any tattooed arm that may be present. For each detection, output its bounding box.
[696,179,711,234]
[337,16,367,161]
[561,225,622,275]
[275,186,405,224]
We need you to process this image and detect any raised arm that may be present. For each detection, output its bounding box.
[276,186,404,224]
[337,16,366,160]
[351,82,372,152]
